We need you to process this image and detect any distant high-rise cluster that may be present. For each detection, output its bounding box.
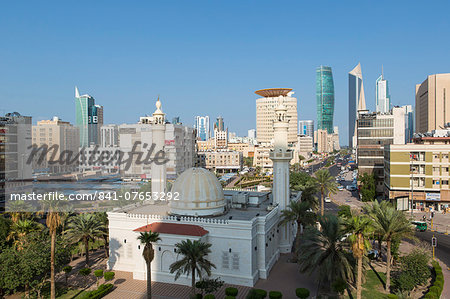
[75,87,103,147]
[316,66,335,134]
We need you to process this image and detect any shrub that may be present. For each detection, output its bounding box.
[393,272,416,294]
[254,289,267,298]
[195,278,224,295]
[225,296,235,299]
[429,286,440,296]
[246,289,264,299]
[424,293,436,299]
[393,248,430,293]
[94,269,104,278]
[225,287,238,296]
[386,295,398,299]
[331,278,346,295]
[79,268,92,276]
[79,283,114,299]
[204,295,215,299]
[269,291,282,299]
[295,288,310,299]
[104,271,115,281]
[63,266,72,274]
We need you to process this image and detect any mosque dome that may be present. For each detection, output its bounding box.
[169,167,226,217]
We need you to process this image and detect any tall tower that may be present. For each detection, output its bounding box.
[151,97,167,197]
[348,63,366,148]
[316,66,335,133]
[269,97,293,253]
[376,70,391,114]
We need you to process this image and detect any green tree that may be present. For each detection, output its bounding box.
[137,231,161,299]
[0,216,12,249]
[95,212,110,257]
[314,169,338,216]
[358,173,376,202]
[393,248,430,295]
[279,200,316,258]
[364,201,414,291]
[244,157,253,167]
[342,213,373,299]
[169,239,216,294]
[337,205,352,219]
[7,219,42,250]
[297,215,354,296]
[45,204,62,299]
[65,213,104,265]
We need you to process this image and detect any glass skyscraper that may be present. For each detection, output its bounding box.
[316,66,335,133]
[195,116,210,141]
[376,73,391,114]
[75,87,102,147]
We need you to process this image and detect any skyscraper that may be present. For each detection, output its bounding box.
[255,88,298,145]
[75,87,102,146]
[298,120,314,139]
[195,116,210,141]
[376,71,391,113]
[316,66,335,134]
[348,63,366,148]
[214,116,224,132]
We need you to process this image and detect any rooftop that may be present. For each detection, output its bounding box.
[134,222,209,236]
[255,88,293,98]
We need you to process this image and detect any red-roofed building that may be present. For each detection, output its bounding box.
[134,222,209,237]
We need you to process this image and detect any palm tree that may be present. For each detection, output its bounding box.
[314,169,338,216]
[137,231,161,299]
[65,213,104,265]
[95,212,110,257]
[298,214,354,296]
[364,201,414,291]
[342,213,373,299]
[279,200,316,257]
[169,239,216,294]
[7,219,42,250]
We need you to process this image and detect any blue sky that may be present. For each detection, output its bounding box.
[1,1,450,145]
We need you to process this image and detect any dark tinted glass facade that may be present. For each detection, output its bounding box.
[316,66,335,133]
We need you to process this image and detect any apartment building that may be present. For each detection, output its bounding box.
[203,150,243,173]
[384,130,450,211]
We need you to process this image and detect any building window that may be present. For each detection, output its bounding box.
[442,180,449,185]
[222,251,229,269]
[232,253,240,270]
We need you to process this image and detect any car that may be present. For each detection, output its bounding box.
[337,185,344,191]
[324,197,331,203]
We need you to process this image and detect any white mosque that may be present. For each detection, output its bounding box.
[107,96,298,287]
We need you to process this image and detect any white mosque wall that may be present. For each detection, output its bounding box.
[107,207,281,287]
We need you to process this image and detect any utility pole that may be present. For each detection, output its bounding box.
[410,153,414,216]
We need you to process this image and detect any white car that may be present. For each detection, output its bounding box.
[324,197,332,203]
[337,185,344,191]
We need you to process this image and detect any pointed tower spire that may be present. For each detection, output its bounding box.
[153,96,165,125]
[75,86,80,98]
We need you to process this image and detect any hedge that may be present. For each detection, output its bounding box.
[424,293,437,299]
[225,287,238,296]
[79,283,114,299]
[204,295,215,299]
[104,271,115,281]
[296,288,310,299]
[269,291,282,299]
[225,296,235,299]
[255,289,267,298]
[386,295,398,299]
[424,261,444,298]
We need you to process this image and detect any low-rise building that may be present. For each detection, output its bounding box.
[384,129,450,211]
[203,150,243,173]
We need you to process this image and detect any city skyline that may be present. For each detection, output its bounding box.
[1,1,450,145]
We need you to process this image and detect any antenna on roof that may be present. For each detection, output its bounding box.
[381,65,384,78]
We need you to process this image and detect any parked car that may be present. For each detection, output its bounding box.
[324,197,332,203]
[337,185,344,191]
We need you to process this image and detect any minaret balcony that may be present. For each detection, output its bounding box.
[269,149,293,160]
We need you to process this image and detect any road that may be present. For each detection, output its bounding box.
[320,158,450,271]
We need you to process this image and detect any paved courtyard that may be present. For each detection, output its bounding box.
[104,254,317,299]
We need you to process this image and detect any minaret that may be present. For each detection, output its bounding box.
[270,96,293,253]
[151,97,167,197]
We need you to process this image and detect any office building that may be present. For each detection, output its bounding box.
[298,120,314,140]
[348,63,366,148]
[385,129,450,211]
[357,107,406,192]
[78,146,121,174]
[415,73,450,134]
[32,117,80,173]
[203,150,243,173]
[214,116,224,132]
[255,88,298,145]
[172,117,182,125]
[75,87,103,146]
[195,116,210,141]
[100,124,119,148]
[376,72,391,113]
[248,129,256,139]
[214,128,228,149]
[296,135,313,160]
[316,66,335,133]
[404,105,414,143]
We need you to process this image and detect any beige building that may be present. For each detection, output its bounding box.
[32,117,80,173]
[255,88,298,145]
[415,73,450,134]
[385,130,450,211]
[203,150,243,173]
[214,128,228,149]
[296,135,313,159]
